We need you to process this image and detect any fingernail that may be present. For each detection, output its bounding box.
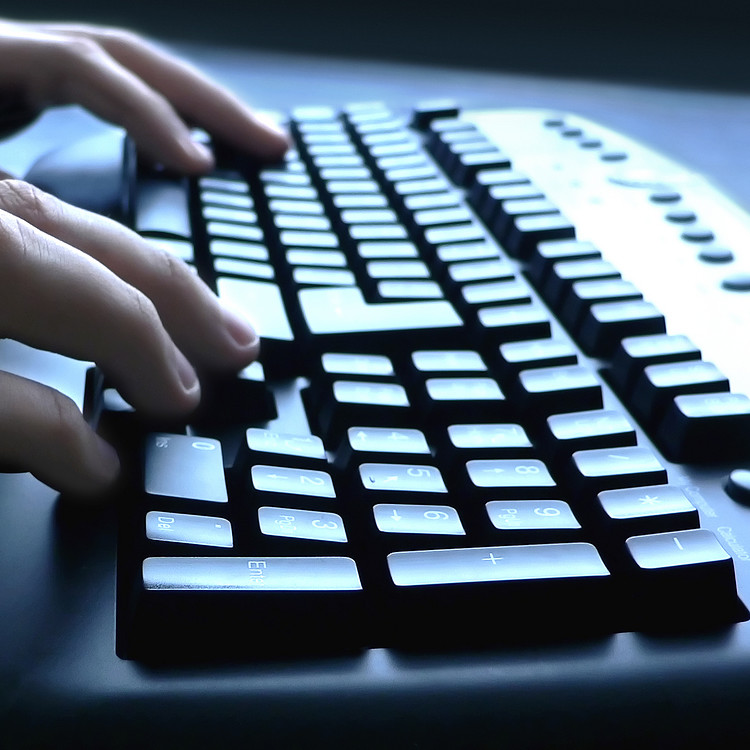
[222,306,259,349]
[174,348,200,393]
[186,139,215,168]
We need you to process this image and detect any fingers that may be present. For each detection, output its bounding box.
[0,180,263,496]
[26,23,290,172]
[0,195,202,416]
[0,179,260,373]
[0,371,120,497]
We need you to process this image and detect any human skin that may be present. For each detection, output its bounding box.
[0,20,290,496]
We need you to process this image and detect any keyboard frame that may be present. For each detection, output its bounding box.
[3,48,750,748]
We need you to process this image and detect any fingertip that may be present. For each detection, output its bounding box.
[79,435,121,496]
[221,305,261,361]
[173,347,202,406]
[178,137,216,173]
[254,118,292,160]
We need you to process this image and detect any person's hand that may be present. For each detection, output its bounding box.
[0,21,290,497]
[0,19,290,171]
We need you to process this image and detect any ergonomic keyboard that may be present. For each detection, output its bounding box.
[101,101,750,664]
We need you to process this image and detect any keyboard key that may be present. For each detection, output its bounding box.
[342,427,431,461]
[297,287,463,351]
[357,241,419,259]
[460,278,532,308]
[314,380,412,439]
[423,223,486,249]
[595,485,699,538]
[145,511,233,548]
[403,191,463,212]
[411,101,460,129]
[545,409,636,460]
[657,391,750,462]
[321,352,395,378]
[528,239,601,286]
[135,178,191,238]
[562,278,643,331]
[544,259,620,308]
[273,213,332,232]
[199,174,250,193]
[578,300,667,357]
[631,360,729,421]
[203,206,258,224]
[143,555,362,591]
[208,222,264,242]
[436,241,501,264]
[453,151,512,186]
[492,197,561,239]
[210,239,270,261]
[393,176,451,196]
[387,542,608,586]
[446,423,533,455]
[412,206,474,228]
[373,503,464,536]
[377,281,444,299]
[251,465,336,501]
[258,507,348,543]
[244,429,327,468]
[201,189,253,208]
[514,364,603,417]
[569,446,667,498]
[286,249,348,267]
[145,434,227,504]
[411,350,487,374]
[422,377,507,423]
[366,260,430,279]
[292,267,356,287]
[481,183,545,223]
[610,333,701,393]
[359,463,448,496]
[470,168,532,214]
[465,458,557,498]
[485,499,582,543]
[497,337,578,377]
[217,277,295,374]
[333,193,389,208]
[504,213,576,259]
[623,529,739,625]
[477,303,552,345]
[383,543,613,644]
[214,258,274,279]
[446,258,516,285]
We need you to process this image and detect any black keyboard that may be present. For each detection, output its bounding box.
[106,102,750,662]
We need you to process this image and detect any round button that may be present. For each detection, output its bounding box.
[665,209,697,224]
[698,247,734,264]
[650,190,682,203]
[681,227,715,243]
[725,469,750,505]
[722,272,750,291]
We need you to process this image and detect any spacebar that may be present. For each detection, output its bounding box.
[298,287,464,350]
